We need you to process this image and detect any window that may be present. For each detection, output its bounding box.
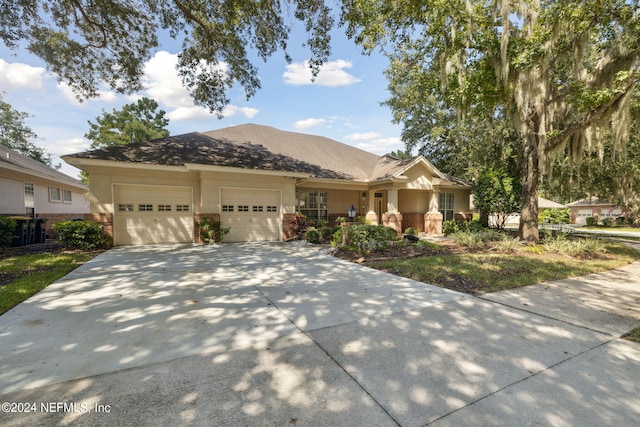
[297,191,328,221]
[118,204,134,212]
[222,205,234,212]
[24,183,34,208]
[266,206,277,212]
[49,187,61,202]
[139,204,153,212]
[238,205,249,212]
[62,190,72,203]
[176,204,190,212]
[158,204,172,212]
[253,205,264,212]
[438,193,454,221]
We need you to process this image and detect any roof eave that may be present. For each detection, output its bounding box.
[184,163,311,178]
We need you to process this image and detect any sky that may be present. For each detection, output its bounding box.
[0,21,407,180]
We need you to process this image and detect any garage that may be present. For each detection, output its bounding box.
[114,185,194,245]
[221,188,281,242]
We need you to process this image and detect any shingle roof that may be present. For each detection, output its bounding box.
[65,124,469,186]
[65,131,353,179]
[0,145,86,190]
[567,196,613,207]
[203,124,381,180]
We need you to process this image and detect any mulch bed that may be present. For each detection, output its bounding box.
[0,242,67,260]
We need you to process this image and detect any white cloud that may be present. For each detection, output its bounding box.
[294,118,329,129]
[45,137,90,156]
[142,51,257,121]
[223,105,259,119]
[344,132,381,141]
[56,82,118,105]
[352,137,404,155]
[283,60,361,87]
[0,59,46,91]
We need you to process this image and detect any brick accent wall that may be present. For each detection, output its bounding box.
[382,212,403,236]
[424,212,443,234]
[194,213,220,243]
[401,213,425,233]
[282,213,297,241]
[83,212,114,247]
[454,213,473,221]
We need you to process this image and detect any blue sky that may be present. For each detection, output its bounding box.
[0,24,406,179]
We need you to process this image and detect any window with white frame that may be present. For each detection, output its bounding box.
[49,187,61,202]
[297,191,328,221]
[62,189,72,203]
[438,193,454,221]
[25,183,34,208]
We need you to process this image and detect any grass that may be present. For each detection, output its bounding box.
[0,251,99,315]
[622,327,640,343]
[369,241,640,294]
[580,226,640,233]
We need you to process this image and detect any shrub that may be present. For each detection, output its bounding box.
[601,218,614,227]
[404,227,418,237]
[331,228,343,247]
[493,237,522,253]
[319,226,334,242]
[451,231,484,248]
[52,220,107,249]
[443,219,484,235]
[0,217,17,248]
[198,218,230,244]
[339,224,399,253]
[542,232,605,258]
[305,227,320,244]
[586,217,597,226]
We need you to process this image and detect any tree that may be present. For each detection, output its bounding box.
[343,0,640,243]
[388,149,413,160]
[0,92,53,165]
[86,98,170,149]
[1,0,334,116]
[473,169,522,230]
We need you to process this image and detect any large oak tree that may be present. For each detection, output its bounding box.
[343,0,640,242]
[1,0,334,116]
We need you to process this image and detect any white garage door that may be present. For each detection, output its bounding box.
[221,188,281,242]
[114,185,193,246]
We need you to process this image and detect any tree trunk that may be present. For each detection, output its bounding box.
[519,108,541,244]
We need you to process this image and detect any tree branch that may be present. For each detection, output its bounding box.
[544,66,639,154]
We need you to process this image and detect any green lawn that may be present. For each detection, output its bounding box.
[0,251,100,315]
[369,241,640,294]
[623,327,640,343]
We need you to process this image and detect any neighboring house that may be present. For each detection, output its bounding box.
[470,196,566,228]
[567,197,627,225]
[63,124,472,245]
[0,145,89,238]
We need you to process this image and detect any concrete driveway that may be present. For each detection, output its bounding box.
[0,242,639,426]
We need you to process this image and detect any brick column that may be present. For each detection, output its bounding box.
[424,212,443,234]
[194,213,220,243]
[84,212,114,246]
[383,212,403,236]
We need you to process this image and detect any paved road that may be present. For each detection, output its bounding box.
[0,242,638,426]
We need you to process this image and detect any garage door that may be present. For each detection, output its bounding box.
[114,185,193,245]
[221,188,281,242]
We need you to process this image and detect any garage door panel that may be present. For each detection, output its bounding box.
[221,189,281,242]
[114,185,193,246]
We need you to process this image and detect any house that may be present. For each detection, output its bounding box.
[0,145,89,238]
[62,124,472,245]
[567,197,627,225]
